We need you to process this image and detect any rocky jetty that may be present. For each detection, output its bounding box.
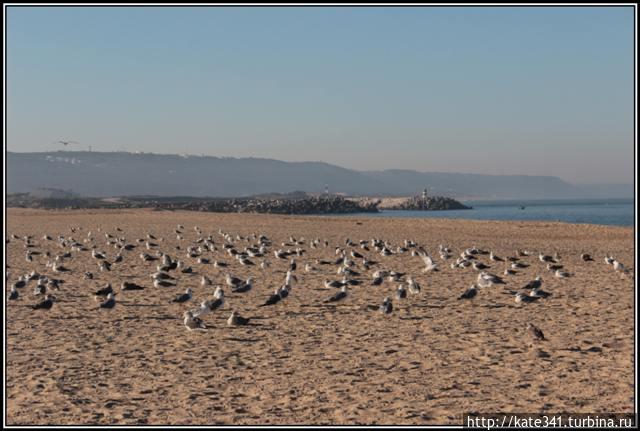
[386,195,471,211]
[7,193,380,215]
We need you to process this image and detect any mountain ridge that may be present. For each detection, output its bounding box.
[6,151,633,200]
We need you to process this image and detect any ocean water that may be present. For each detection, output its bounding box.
[339,198,635,227]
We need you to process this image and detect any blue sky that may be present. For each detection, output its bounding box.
[6,6,635,184]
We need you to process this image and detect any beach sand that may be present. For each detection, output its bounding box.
[5,208,635,425]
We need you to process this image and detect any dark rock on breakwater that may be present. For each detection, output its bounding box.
[148,195,380,214]
[386,195,471,211]
[7,193,380,215]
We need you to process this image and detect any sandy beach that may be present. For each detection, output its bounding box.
[5,208,635,425]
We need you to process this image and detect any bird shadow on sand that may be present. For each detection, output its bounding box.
[221,335,263,343]
[119,302,163,308]
[121,315,177,321]
[50,315,91,321]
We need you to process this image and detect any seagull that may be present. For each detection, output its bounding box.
[284,270,297,286]
[196,295,225,316]
[278,284,291,300]
[379,297,393,314]
[324,279,344,289]
[324,285,348,303]
[9,286,19,300]
[153,279,176,288]
[489,252,504,262]
[468,258,487,269]
[121,281,145,291]
[458,285,478,300]
[238,257,254,266]
[152,271,174,281]
[225,274,243,289]
[613,260,627,273]
[95,283,114,296]
[99,293,116,309]
[504,268,517,276]
[581,253,594,262]
[546,264,564,271]
[371,276,383,286]
[515,293,540,304]
[418,252,439,272]
[529,288,551,298]
[511,262,529,269]
[183,311,207,331]
[604,255,615,265]
[53,262,70,273]
[527,323,545,341]
[478,272,506,286]
[406,277,421,295]
[201,276,212,286]
[12,278,27,289]
[227,311,250,326]
[395,284,407,299]
[523,276,543,291]
[33,283,47,296]
[172,288,192,303]
[539,253,556,263]
[232,277,253,293]
[260,287,283,307]
[32,294,55,310]
[554,269,572,278]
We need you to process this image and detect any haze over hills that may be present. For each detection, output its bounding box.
[7,151,633,200]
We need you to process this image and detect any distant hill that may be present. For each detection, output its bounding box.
[6,151,633,200]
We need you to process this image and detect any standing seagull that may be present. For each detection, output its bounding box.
[172,288,192,303]
[232,277,253,293]
[539,253,556,263]
[458,285,478,300]
[379,297,393,314]
[581,253,594,262]
[407,278,421,294]
[9,286,19,300]
[260,287,283,306]
[227,311,251,326]
[489,252,504,262]
[183,311,207,331]
[32,294,55,310]
[523,276,543,291]
[555,269,572,278]
[99,293,116,309]
[324,285,348,303]
[527,323,545,341]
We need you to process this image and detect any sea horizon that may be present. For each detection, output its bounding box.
[336,197,635,227]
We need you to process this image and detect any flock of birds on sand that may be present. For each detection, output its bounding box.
[6,223,632,344]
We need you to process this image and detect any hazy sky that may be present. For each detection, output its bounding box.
[6,6,635,184]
